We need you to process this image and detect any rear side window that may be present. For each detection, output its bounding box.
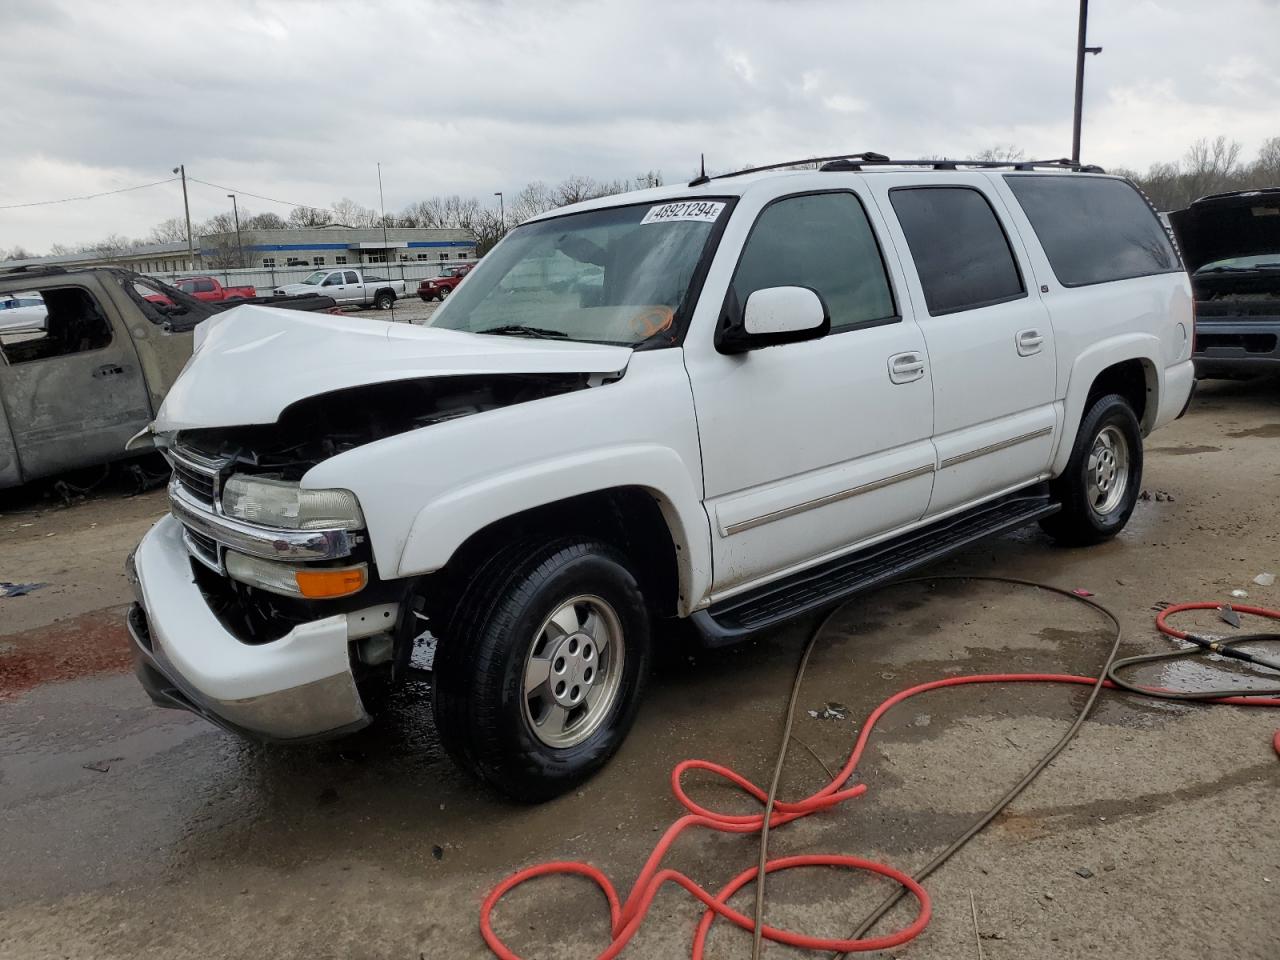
[889,186,1025,316]
[1004,175,1180,286]
[731,192,896,333]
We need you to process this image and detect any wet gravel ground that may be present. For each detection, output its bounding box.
[1,377,1278,960]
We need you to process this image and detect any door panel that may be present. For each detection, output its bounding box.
[685,189,936,595]
[0,284,152,481]
[870,176,1057,516]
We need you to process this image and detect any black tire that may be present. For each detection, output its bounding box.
[437,287,450,301]
[431,539,651,801]
[374,291,395,310]
[1040,393,1144,546]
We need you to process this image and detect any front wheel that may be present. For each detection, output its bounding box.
[1040,393,1143,546]
[437,287,450,301]
[431,539,651,801]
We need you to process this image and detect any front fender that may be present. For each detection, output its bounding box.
[1051,334,1159,475]
[395,443,711,614]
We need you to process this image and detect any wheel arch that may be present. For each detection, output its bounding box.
[412,485,697,625]
[1052,337,1160,476]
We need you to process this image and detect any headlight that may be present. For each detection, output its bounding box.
[221,476,364,530]
[226,551,367,599]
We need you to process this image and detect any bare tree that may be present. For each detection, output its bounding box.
[246,212,287,230]
[330,197,378,228]
[287,205,330,228]
[149,217,190,244]
[2,245,37,262]
[969,145,1026,162]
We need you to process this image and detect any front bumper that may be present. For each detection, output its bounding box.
[1193,319,1280,378]
[127,515,372,741]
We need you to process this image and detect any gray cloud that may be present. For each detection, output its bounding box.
[2,0,1278,250]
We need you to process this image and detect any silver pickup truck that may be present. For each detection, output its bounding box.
[272,268,407,311]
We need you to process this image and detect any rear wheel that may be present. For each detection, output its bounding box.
[431,539,651,800]
[374,291,395,310]
[1040,393,1143,545]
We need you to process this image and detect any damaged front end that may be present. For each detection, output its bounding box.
[129,306,631,736]
[1170,189,1280,377]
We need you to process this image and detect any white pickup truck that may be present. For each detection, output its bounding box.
[127,155,1195,800]
[272,268,406,310]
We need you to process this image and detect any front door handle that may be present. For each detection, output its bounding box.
[93,363,125,379]
[888,351,926,384]
[1016,329,1045,356]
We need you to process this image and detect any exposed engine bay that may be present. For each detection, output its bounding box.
[172,372,596,479]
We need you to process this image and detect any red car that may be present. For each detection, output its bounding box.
[418,264,472,302]
[175,275,257,302]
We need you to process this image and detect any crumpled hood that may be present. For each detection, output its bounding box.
[1169,188,1280,273]
[153,303,632,431]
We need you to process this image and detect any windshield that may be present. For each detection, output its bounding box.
[1197,253,1280,273]
[428,199,730,346]
[301,271,327,285]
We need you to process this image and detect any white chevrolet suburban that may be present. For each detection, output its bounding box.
[127,155,1195,799]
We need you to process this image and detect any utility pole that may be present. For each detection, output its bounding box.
[227,193,244,267]
[1070,0,1103,164]
[494,191,504,229]
[173,164,194,269]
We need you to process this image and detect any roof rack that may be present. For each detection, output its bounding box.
[689,153,1104,185]
[0,264,68,279]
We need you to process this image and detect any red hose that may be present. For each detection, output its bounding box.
[481,610,1280,959]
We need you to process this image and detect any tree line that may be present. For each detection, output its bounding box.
[4,137,1278,265]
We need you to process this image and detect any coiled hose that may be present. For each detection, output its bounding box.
[480,579,1280,960]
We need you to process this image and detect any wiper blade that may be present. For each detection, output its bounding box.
[476,323,569,339]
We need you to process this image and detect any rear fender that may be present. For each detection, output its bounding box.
[1051,334,1159,475]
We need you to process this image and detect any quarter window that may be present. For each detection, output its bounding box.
[1004,175,1179,286]
[890,187,1025,315]
[730,192,896,333]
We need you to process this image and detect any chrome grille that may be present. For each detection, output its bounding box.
[181,526,223,574]
[166,444,229,510]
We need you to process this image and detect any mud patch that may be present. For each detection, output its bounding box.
[1147,444,1222,456]
[0,605,133,699]
[1225,423,1280,439]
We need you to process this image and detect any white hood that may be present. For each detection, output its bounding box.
[154,304,632,431]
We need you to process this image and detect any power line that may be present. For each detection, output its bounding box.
[186,176,322,210]
[0,176,179,210]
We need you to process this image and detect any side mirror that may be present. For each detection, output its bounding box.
[716,285,830,354]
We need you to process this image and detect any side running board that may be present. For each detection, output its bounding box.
[691,491,1060,646]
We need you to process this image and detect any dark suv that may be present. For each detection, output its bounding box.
[1170,188,1280,378]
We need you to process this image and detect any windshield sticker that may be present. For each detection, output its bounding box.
[640,201,726,225]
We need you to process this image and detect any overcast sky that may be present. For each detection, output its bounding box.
[2,0,1278,253]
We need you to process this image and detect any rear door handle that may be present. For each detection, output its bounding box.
[1016,329,1045,356]
[93,363,125,379]
[888,351,926,384]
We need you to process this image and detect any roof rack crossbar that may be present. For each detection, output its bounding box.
[687,154,1105,186]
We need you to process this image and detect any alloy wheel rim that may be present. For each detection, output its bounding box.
[521,595,625,749]
[1086,424,1129,517]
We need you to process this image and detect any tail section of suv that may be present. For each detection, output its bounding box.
[126,157,1194,799]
